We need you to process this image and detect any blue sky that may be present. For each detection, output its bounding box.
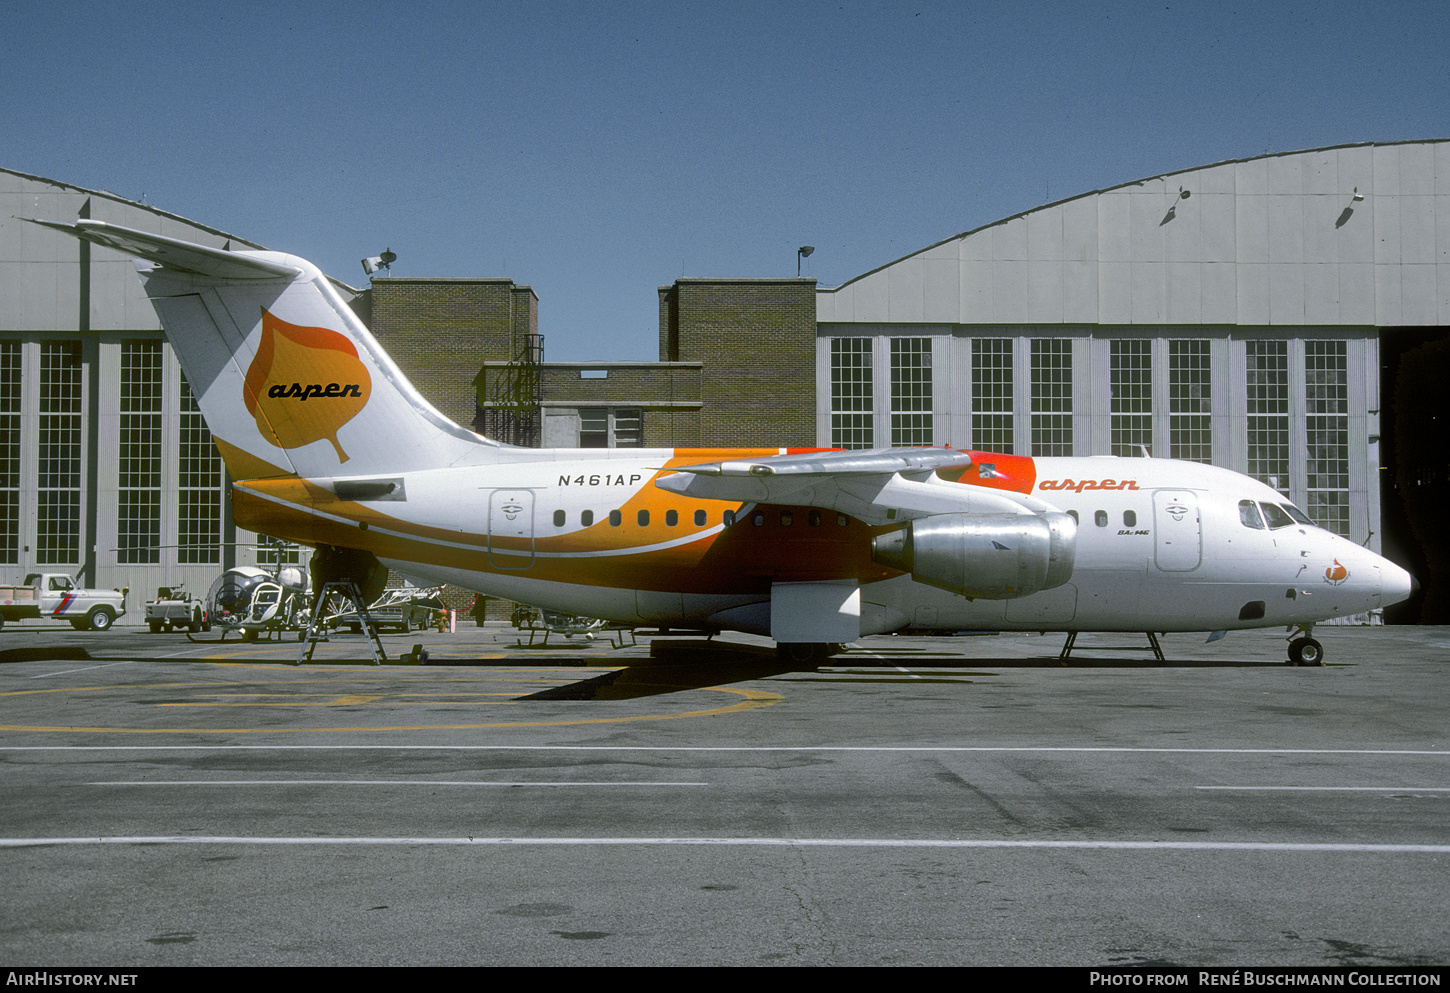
[4,0,1446,360]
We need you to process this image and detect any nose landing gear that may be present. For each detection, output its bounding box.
[1286,624,1324,666]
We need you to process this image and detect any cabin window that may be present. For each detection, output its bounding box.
[1095,510,1108,527]
[665,509,678,526]
[752,512,765,527]
[609,510,622,527]
[1123,510,1137,527]
[809,510,822,527]
[724,510,735,527]
[694,509,706,526]
[637,509,650,526]
[552,510,565,527]
[837,513,848,527]
[780,510,793,526]
[1260,502,1295,530]
[1066,510,1079,525]
[1239,500,1265,529]
[581,510,594,526]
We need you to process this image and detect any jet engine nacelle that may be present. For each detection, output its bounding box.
[870,512,1078,600]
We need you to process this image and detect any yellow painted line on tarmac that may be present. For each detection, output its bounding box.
[163,691,521,707]
[0,662,784,732]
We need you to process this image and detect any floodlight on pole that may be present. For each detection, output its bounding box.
[362,248,397,276]
[797,245,815,276]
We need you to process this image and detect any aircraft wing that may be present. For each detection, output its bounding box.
[24,219,300,280]
[656,447,1049,523]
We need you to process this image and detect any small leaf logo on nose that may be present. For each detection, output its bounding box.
[1324,560,1349,585]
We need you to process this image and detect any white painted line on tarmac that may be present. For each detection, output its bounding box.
[90,779,707,787]
[28,662,135,679]
[1,836,1448,853]
[1198,785,1450,792]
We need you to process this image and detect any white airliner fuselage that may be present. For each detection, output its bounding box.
[30,219,1414,664]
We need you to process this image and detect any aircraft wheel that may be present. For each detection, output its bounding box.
[777,642,834,665]
[1288,637,1324,666]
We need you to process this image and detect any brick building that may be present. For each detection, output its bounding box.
[475,277,817,450]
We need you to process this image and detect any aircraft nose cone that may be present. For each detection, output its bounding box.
[1381,559,1416,607]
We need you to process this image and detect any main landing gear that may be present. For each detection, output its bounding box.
[1286,624,1324,666]
[777,643,841,666]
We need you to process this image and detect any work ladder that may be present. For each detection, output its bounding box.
[296,580,387,665]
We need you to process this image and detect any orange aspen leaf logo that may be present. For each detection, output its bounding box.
[243,309,371,463]
[1324,560,1349,585]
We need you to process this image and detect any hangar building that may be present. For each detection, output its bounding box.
[3,140,1447,622]
[815,142,1450,550]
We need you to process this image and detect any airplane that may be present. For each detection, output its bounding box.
[29,218,1416,666]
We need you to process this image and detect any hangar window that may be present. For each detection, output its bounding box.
[118,341,164,566]
[1109,340,1152,457]
[1305,341,1350,537]
[890,338,932,446]
[1169,340,1212,464]
[1246,341,1290,495]
[1030,339,1073,457]
[830,338,874,450]
[0,342,20,565]
[972,339,1014,453]
[37,341,83,565]
[177,372,221,564]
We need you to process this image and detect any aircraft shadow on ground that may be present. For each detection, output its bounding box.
[0,646,94,665]
[519,641,799,700]
[514,639,1288,700]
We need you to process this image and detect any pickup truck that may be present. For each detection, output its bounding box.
[144,585,210,633]
[0,573,128,632]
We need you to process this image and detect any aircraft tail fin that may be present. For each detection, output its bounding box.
[29,219,500,481]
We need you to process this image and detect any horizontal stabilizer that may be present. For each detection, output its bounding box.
[23,218,300,280]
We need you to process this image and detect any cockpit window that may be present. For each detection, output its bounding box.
[1260,502,1296,530]
[1283,503,1313,526]
[1239,500,1265,530]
